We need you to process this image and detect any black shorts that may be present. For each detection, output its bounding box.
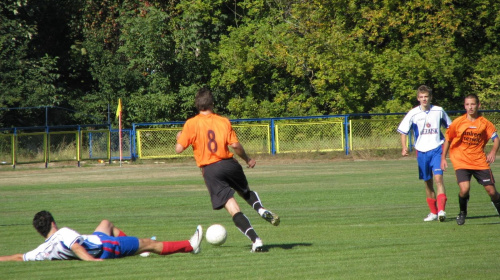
[202,158,250,210]
[455,169,495,186]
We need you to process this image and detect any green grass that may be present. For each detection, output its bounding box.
[1,158,500,279]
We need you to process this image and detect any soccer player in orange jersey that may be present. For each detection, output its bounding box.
[441,94,500,225]
[175,87,280,252]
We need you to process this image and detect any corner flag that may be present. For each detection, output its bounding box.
[116,98,122,118]
[116,98,123,167]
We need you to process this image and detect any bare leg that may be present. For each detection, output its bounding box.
[136,229,202,256]
[424,178,436,199]
[137,239,167,254]
[458,181,471,198]
[93,220,124,236]
[434,174,446,196]
[224,197,241,217]
[484,184,500,200]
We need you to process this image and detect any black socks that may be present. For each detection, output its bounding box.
[458,194,469,213]
[232,212,258,242]
[244,191,263,212]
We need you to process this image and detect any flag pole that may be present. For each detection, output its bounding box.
[116,99,123,167]
[119,111,122,167]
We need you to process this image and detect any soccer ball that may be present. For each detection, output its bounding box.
[206,224,227,246]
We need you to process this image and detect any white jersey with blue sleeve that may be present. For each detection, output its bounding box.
[23,227,84,261]
[397,105,452,152]
[80,234,103,257]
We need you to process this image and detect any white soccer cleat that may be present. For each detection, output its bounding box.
[251,238,264,253]
[189,225,203,254]
[438,210,446,222]
[424,213,438,222]
[139,236,156,257]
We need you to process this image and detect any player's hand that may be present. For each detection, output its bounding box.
[247,158,256,168]
[401,148,409,156]
[441,159,448,171]
[486,152,496,164]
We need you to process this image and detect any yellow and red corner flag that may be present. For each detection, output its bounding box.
[116,98,123,167]
[116,98,122,118]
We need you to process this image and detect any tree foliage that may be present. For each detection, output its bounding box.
[0,1,60,126]
[1,0,500,127]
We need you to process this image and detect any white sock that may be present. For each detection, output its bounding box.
[258,208,267,216]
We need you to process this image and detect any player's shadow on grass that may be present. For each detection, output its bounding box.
[441,214,500,224]
[467,214,498,220]
[468,215,500,224]
[254,243,312,252]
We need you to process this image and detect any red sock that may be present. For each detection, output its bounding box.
[437,194,447,212]
[117,230,127,237]
[161,241,192,255]
[426,198,438,214]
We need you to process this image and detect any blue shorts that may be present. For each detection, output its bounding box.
[416,145,443,181]
[93,232,140,259]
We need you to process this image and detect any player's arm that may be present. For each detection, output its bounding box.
[400,133,409,156]
[0,253,24,261]
[230,142,256,168]
[486,136,499,164]
[441,139,451,171]
[71,242,102,261]
[175,131,186,154]
[175,143,185,154]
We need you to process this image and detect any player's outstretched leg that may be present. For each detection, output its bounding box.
[243,191,280,226]
[139,236,156,257]
[137,227,202,256]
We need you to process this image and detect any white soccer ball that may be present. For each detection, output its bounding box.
[206,224,227,246]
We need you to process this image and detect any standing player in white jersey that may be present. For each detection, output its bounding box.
[0,211,203,261]
[397,85,452,222]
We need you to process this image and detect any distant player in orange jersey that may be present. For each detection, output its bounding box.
[441,94,500,225]
[175,87,280,252]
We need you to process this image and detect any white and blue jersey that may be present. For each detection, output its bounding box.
[22,227,139,261]
[397,105,452,152]
[23,227,85,261]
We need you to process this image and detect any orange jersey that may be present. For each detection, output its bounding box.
[446,114,498,170]
[177,113,239,167]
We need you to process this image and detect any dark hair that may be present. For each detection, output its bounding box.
[417,85,432,96]
[195,87,214,111]
[33,211,55,238]
[464,94,480,104]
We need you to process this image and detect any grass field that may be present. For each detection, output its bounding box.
[1,157,500,279]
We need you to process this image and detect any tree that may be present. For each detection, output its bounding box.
[0,1,60,127]
[2,0,500,127]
